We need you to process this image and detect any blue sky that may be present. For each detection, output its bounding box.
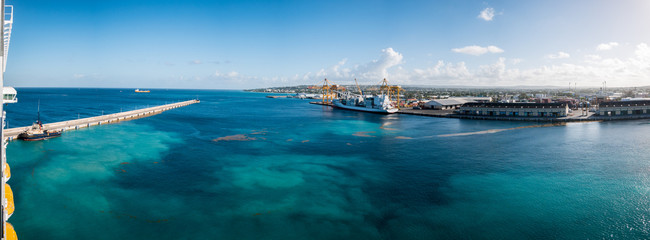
[4,0,650,89]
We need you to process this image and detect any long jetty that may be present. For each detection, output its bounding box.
[4,99,199,140]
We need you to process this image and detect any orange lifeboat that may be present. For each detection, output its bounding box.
[3,162,9,180]
[5,222,17,240]
[5,183,14,217]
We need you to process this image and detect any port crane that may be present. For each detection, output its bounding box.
[316,78,345,103]
[379,78,403,109]
[354,78,363,95]
[312,78,401,108]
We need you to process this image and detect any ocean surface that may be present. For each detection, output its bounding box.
[4,88,650,239]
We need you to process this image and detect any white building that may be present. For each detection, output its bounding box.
[423,97,492,110]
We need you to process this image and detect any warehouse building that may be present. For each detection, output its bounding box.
[424,98,467,110]
[423,97,492,110]
[459,102,569,117]
[597,100,650,116]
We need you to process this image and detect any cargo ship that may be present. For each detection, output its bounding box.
[332,94,398,114]
[135,89,150,93]
[330,78,399,114]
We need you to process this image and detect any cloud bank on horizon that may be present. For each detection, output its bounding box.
[216,43,650,88]
[452,45,504,56]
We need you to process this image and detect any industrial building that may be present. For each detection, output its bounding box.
[597,100,650,116]
[423,97,491,110]
[459,102,569,117]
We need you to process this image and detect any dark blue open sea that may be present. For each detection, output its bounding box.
[5,88,650,239]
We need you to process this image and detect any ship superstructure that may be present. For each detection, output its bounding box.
[1,2,18,240]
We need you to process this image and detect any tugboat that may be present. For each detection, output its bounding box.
[17,121,61,141]
[17,103,62,141]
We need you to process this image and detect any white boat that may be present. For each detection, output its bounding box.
[332,94,398,114]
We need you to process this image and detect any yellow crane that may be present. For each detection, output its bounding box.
[354,78,363,95]
[318,78,345,103]
[379,78,403,108]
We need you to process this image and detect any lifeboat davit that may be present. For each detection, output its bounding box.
[5,183,14,217]
[5,222,17,240]
[3,162,9,180]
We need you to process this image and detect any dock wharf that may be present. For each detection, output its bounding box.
[309,101,650,122]
[397,108,609,122]
[310,103,614,122]
[4,99,199,140]
[309,101,332,106]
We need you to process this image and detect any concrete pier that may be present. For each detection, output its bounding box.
[4,99,199,140]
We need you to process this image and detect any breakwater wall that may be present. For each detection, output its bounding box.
[4,99,199,140]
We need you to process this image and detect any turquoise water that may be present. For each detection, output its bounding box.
[5,89,650,239]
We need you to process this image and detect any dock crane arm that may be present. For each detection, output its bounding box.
[354,78,363,95]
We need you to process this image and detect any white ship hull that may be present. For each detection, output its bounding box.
[332,100,398,114]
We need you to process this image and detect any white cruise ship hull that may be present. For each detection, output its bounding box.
[332,100,399,114]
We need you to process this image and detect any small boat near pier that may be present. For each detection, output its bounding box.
[17,121,61,141]
[17,101,62,141]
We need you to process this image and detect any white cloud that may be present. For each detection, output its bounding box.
[318,43,650,87]
[356,47,404,79]
[213,70,241,78]
[478,7,495,21]
[317,58,350,79]
[634,43,650,62]
[596,42,619,51]
[410,61,472,83]
[487,46,504,53]
[313,47,404,82]
[452,45,504,56]
[585,54,602,61]
[546,51,570,59]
